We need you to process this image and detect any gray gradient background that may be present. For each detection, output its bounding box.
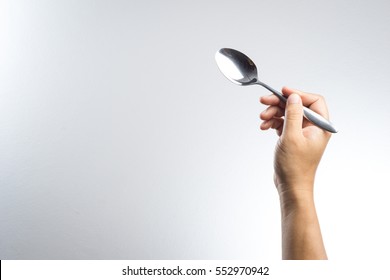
[1,0,389,260]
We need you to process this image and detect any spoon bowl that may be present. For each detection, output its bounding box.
[215,48,337,133]
[215,48,258,85]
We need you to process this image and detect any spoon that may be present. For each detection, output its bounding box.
[215,48,337,133]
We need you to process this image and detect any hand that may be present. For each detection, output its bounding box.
[259,87,332,195]
[260,87,331,259]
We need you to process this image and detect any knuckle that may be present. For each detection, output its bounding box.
[314,93,325,102]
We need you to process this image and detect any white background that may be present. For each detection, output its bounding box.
[1,0,389,260]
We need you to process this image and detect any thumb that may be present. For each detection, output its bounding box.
[283,93,303,137]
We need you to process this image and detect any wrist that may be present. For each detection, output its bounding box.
[278,187,315,218]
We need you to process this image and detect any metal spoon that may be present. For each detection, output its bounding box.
[215,48,337,133]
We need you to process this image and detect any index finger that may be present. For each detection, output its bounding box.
[260,94,285,108]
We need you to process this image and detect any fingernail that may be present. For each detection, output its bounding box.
[288,93,300,104]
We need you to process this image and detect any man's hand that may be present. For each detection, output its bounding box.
[260,86,331,195]
[260,86,332,260]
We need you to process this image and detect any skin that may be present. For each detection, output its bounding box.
[259,86,331,260]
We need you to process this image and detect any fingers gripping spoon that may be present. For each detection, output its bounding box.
[215,48,337,133]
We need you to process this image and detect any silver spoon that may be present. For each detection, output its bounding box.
[215,48,337,133]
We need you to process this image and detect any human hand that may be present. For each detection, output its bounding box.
[259,87,331,196]
[260,87,331,259]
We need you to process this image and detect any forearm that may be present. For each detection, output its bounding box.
[279,189,327,260]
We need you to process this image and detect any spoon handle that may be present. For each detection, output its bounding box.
[256,81,287,102]
[256,81,337,133]
[302,107,337,133]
